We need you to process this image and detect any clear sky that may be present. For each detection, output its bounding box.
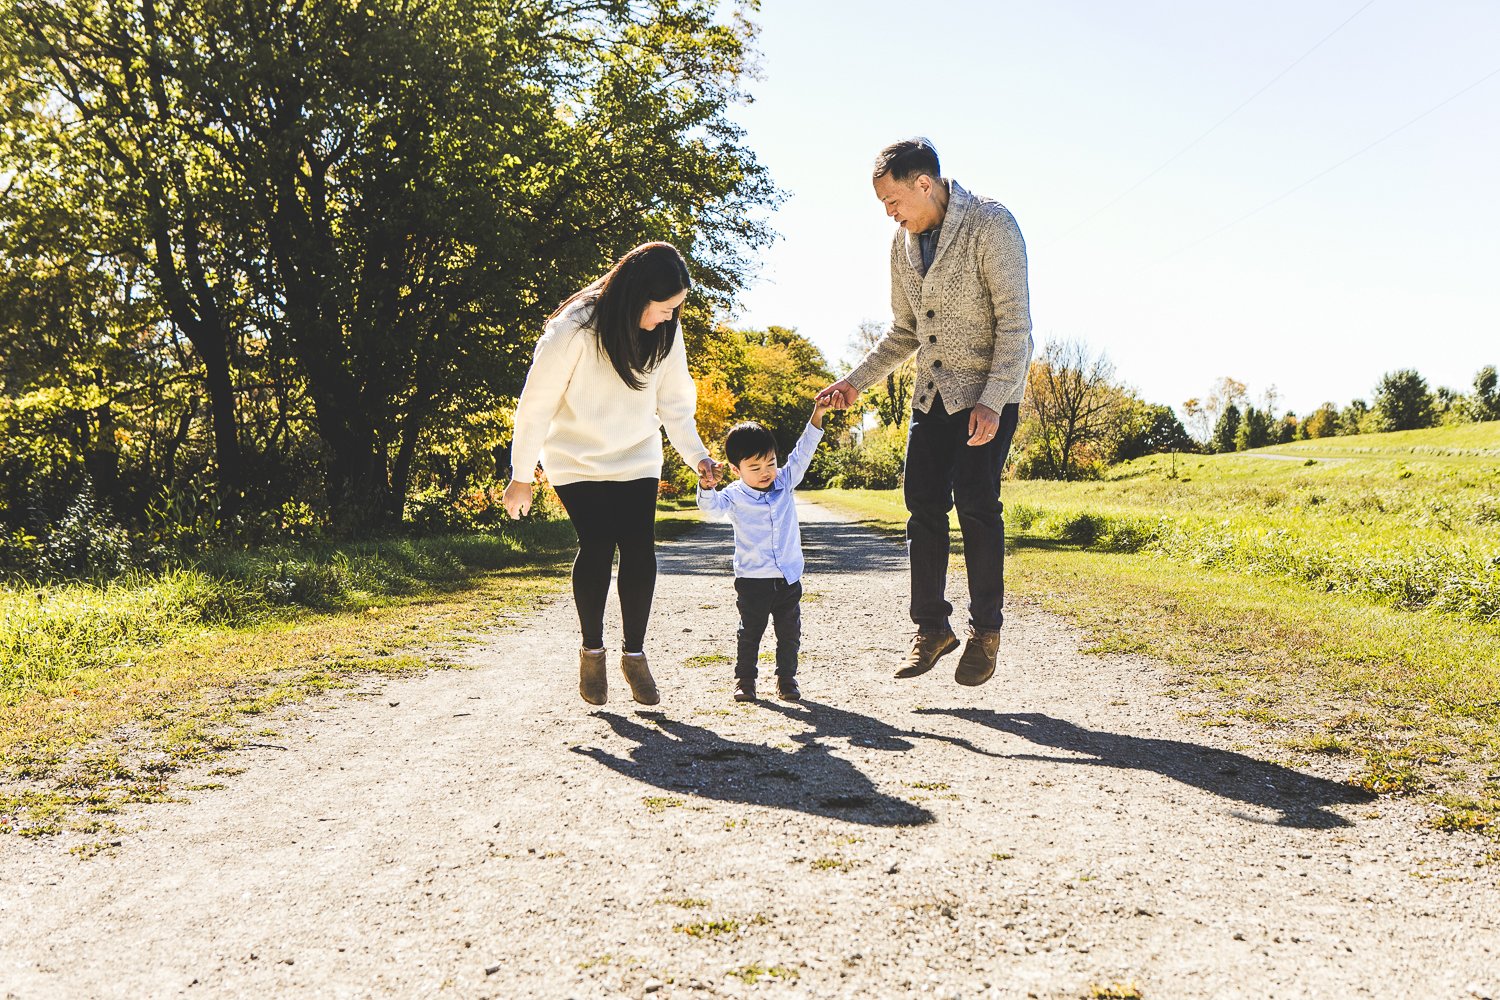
[726,0,1500,417]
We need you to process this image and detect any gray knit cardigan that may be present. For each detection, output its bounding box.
[846,179,1033,414]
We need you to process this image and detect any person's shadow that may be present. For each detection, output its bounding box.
[760,697,1006,757]
[918,709,1373,829]
[573,709,935,827]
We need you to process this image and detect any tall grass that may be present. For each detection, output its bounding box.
[0,521,576,701]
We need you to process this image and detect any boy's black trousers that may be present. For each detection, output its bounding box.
[734,577,802,680]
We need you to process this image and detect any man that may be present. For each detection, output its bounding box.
[819,137,1032,686]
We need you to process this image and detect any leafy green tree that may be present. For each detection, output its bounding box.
[1112,402,1195,462]
[1211,404,1241,453]
[1276,411,1298,444]
[1338,399,1369,436]
[848,320,914,428]
[1468,365,1500,422]
[6,0,776,533]
[1373,369,1437,432]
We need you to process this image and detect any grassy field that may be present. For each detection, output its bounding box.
[815,421,1500,839]
[0,511,700,843]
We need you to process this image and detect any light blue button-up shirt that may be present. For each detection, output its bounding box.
[696,423,824,583]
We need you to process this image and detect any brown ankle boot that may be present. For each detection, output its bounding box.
[579,647,607,705]
[620,651,660,706]
[954,627,1001,687]
[896,628,960,678]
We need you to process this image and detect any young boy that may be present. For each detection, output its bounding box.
[696,400,830,702]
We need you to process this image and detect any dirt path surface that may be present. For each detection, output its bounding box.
[3,501,1498,1000]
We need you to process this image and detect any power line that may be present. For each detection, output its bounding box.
[1146,61,1500,269]
[1044,0,1378,249]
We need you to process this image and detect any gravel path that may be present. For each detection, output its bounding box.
[3,501,1497,999]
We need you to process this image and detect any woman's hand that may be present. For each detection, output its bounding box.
[697,458,720,489]
[502,480,534,519]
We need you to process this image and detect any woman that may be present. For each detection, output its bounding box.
[503,242,718,706]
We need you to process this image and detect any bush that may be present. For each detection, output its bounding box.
[821,425,906,490]
[35,487,136,581]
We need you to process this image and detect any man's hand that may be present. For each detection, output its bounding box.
[967,403,1001,447]
[697,457,720,489]
[502,480,534,518]
[817,379,857,409]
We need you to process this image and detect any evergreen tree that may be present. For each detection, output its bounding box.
[1235,405,1271,451]
[1469,365,1500,422]
[1212,404,1241,453]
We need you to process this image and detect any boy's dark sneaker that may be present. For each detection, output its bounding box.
[579,647,607,705]
[896,628,960,678]
[733,678,757,702]
[776,676,801,701]
[954,627,1001,687]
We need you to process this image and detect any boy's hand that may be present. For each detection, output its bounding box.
[810,396,832,429]
[697,457,720,489]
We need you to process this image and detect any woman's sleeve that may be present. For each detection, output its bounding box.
[509,318,583,483]
[657,333,712,471]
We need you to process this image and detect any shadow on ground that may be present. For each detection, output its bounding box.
[574,709,935,827]
[919,709,1373,829]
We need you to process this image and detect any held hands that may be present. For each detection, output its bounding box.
[502,479,533,519]
[816,379,857,410]
[810,395,832,429]
[967,403,1001,447]
[697,457,720,489]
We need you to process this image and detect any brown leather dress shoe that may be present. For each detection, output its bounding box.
[954,627,1001,687]
[896,628,960,678]
[579,647,607,705]
[620,651,660,706]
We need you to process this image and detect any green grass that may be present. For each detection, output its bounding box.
[813,421,1500,839]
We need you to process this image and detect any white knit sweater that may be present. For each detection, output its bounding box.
[509,299,711,486]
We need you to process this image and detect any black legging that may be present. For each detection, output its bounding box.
[551,477,659,653]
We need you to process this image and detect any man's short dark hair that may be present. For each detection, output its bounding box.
[724,421,777,466]
[873,137,941,183]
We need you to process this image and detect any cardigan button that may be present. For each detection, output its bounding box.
[928,335,936,343]
[925,309,935,319]
[933,359,942,368]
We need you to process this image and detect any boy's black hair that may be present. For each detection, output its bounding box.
[724,421,778,466]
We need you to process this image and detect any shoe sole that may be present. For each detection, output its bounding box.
[954,666,995,687]
[733,693,756,702]
[895,635,960,679]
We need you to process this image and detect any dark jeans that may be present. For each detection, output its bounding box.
[903,395,1020,634]
[734,577,802,680]
[552,477,659,653]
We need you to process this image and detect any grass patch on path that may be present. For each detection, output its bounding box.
[813,483,1500,839]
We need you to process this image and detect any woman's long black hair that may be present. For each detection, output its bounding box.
[549,242,692,391]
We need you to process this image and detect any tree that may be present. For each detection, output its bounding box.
[1373,369,1437,432]
[1338,399,1370,436]
[1235,405,1272,451]
[1212,404,1241,453]
[1018,339,1125,480]
[849,320,914,428]
[1468,365,1500,422]
[1302,403,1339,439]
[6,0,777,533]
[1112,402,1195,462]
[1182,376,1246,447]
